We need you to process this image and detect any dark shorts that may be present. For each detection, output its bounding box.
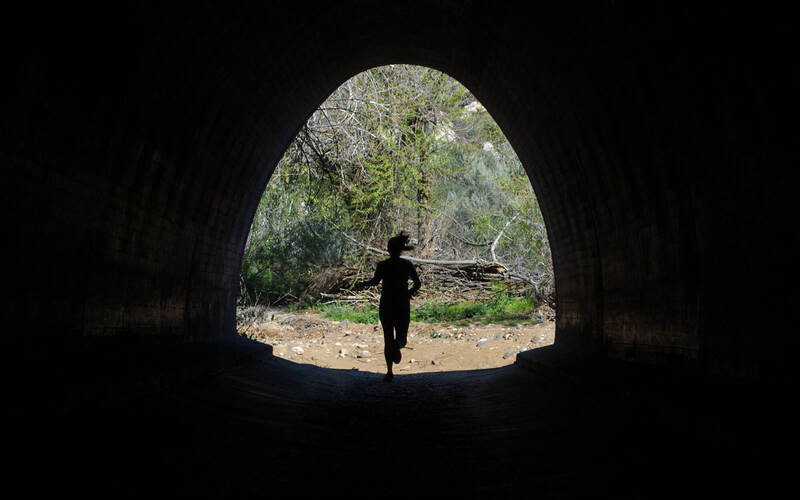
[379,300,410,349]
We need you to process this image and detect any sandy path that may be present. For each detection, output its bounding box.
[238,308,555,373]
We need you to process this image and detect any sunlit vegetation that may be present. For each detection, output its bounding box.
[311,282,539,327]
[240,65,553,315]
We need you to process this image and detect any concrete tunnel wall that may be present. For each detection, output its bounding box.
[2,2,797,394]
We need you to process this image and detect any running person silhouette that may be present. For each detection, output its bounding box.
[355,232,421,382]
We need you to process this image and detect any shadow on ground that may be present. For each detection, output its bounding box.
[13,348,792,498]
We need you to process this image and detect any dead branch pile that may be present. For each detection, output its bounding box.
[301,256,551,307]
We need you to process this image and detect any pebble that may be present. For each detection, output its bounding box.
[357,350,371,358]
[503,351,516,360]
[476,338,488,348]
[292,346,304,355]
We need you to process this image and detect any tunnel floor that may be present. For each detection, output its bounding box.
[22,349,784,498]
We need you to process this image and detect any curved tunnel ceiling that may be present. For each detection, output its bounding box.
[2,2,796,394]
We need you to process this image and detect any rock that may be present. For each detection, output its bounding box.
[357,350,371,358]
[476,338,488,348]
[431,359,436,365]
[495,333,503,340]
[292,346,304,355]
[503,351,516,360]
[338,348,348,357]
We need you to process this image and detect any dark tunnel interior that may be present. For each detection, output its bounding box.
[3,2,798,497]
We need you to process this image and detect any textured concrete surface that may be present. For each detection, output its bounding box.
[3,3,796,388]
[11,351,791,498]
[1,4,798,494]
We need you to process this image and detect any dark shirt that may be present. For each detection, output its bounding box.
[369,257,421,303]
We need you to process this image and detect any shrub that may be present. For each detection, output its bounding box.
[314,302,379,323]
[312,287,538,326]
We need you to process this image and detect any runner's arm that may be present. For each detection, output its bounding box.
[354,262,382,290]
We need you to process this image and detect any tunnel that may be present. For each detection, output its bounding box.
[3,2,798,497]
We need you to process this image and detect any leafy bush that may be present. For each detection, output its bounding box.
[240,197,349,305]
[312,282,537,326]
[313,302,379,323]
[411,301,486,322]
[240,65,554,307]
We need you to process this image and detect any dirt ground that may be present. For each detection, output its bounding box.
[238,306,555,373]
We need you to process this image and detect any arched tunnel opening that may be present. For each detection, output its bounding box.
[3,2,797,497]
[240,63,556,375]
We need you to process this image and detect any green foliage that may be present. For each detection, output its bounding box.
[240,188,348,304]
[313,303,380,323]
[411,287,538,326]
[240,64,553,306]
[411,301,486,323]
[313,289,537,326]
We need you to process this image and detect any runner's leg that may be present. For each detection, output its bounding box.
[381,319,394,377]
[396,317,409,349]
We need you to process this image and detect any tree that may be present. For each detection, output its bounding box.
[241,65,553,306]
